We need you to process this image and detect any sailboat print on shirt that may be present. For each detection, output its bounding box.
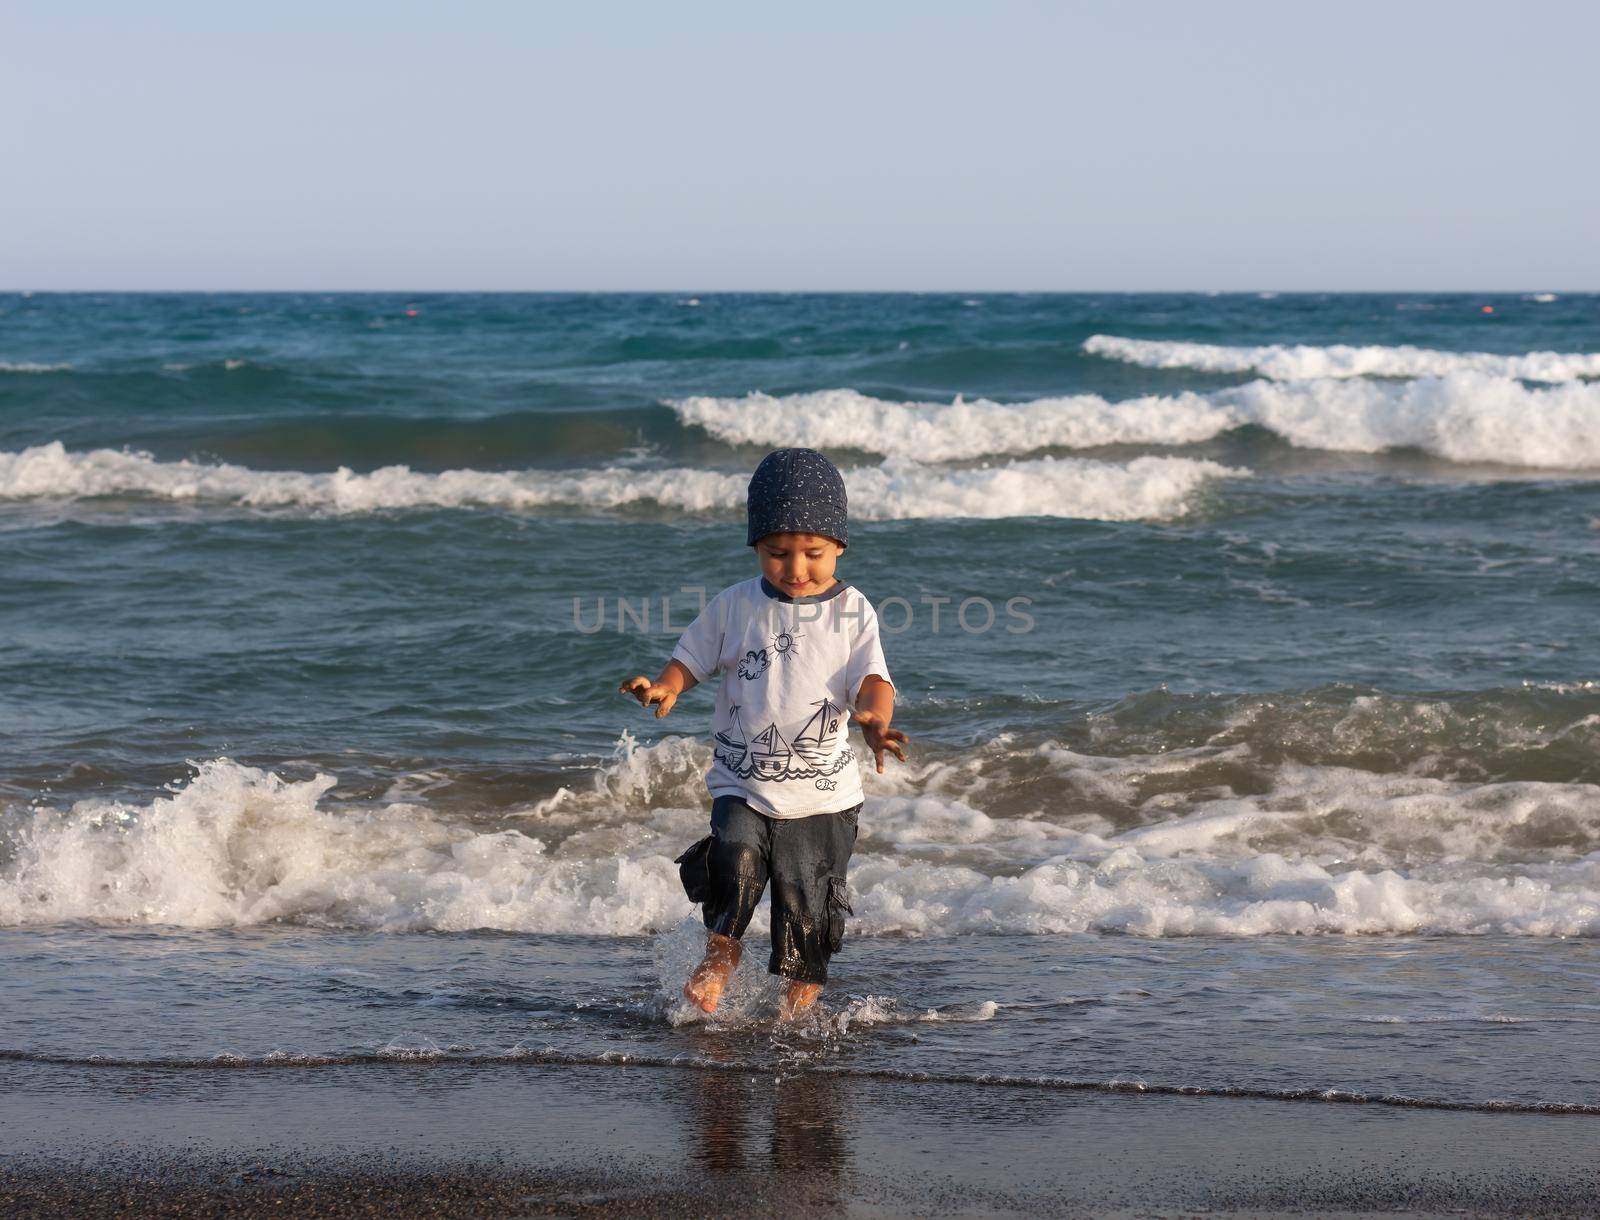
[747,720,797,781]
[713,705,751,775]
[791,697,843,770]
[714,699,852,782]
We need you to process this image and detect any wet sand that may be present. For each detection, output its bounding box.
[3,1058,1598,1216]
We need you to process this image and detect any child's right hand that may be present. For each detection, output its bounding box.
[619,675,678,718]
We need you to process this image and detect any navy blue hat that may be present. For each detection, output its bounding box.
[746,448,848,548]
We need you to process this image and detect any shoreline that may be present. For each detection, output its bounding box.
[5,1044,1598,1118]
[5,1059,1598,1217]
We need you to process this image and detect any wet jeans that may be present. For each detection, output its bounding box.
[676,795,860,985]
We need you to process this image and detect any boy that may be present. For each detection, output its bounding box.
[619,448,907,1019]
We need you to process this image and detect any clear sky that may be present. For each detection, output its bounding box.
[3,0,1596,291]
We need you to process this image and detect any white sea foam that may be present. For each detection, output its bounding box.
[842,455,1240,521]
[0,442,1240,523]
[4,744,1599,937]
[672,374,1600,468]
[1223,374,1600,466]
[1084,334,1600,382]
[671,388,1234,460]
[0,441,747,514]
[825,995,1000,1034]
[0,759,703,934]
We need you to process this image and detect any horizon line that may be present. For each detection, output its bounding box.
[2,288,1588,296]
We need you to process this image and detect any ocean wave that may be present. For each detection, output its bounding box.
[0,441,742,514]
[0,442,1241,522]
[844,454,1240,521]
[671,374,1600,468]
[670,388,1233,461]
[1220,374,1600,465]
[1067,684,1600,788]
[1084,334,1600,382]
[5,745,1599,937]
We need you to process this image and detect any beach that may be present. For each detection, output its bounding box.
[4,927,1600,1215]
[7,1054,1600,1217]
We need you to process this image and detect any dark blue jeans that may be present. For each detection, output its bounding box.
[677,795,859,985]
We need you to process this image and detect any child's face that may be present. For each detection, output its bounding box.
[754,532,843,597]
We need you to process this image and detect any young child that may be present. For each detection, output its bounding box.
[619,448,907,1019]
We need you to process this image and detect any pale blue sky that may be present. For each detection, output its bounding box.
[3,1,1596,290]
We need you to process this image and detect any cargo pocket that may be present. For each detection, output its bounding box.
[826,876,853,953]
[674,835,715,904]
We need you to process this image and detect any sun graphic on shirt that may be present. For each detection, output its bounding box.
[769,628,802,660]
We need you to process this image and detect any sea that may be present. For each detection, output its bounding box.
[3,292,1600,1119]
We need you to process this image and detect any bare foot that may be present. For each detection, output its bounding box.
[779,980,822,1020]
[683,932,742,1013]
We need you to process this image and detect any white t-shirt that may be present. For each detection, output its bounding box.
[670,576,893,819]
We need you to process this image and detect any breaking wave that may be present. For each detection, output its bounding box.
[671,388,1233,461]
[0,442,1240,523]
[5,725,1599,936]
[1220,374,1600,466]
[1084,335,1600,382]
[671,374,1600,468]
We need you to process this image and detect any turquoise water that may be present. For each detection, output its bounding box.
[2,293,1599,1109]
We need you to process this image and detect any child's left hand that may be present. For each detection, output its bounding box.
[851,711,908,774]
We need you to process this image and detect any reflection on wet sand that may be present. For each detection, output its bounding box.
[675,1039,852,1195]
